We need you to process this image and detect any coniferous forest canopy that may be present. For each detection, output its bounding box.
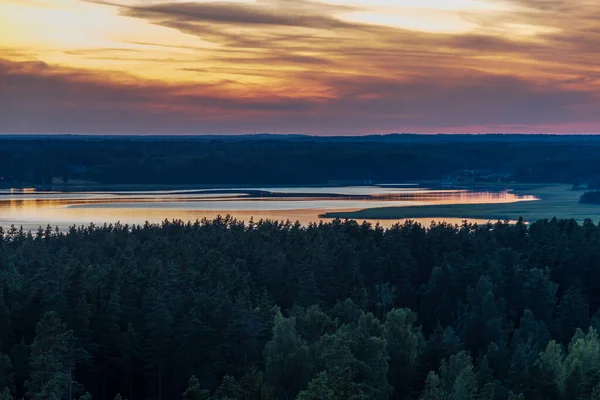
[3,135,600,400]
[2,218,600,399]
[4,135,600,185]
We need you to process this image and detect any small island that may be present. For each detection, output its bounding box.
[579,190,600,204]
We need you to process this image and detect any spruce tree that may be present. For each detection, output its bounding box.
[384,308,423,400]
[213,375,243,400]
[0,354,14,394]
[297,372,334,400]
[263,312,309,399]
[0,388,15,400]
[183,376,210,400]
[420,372,446,400]
[26,312,75,400]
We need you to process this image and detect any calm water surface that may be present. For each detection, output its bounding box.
[0,185,537,230]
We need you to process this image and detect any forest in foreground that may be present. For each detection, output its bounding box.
[1,217,600,400]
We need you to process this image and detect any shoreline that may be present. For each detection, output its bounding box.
[320,183,600,223]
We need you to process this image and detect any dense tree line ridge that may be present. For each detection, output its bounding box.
[5,138,600,185]
[580,191,600,205]
[1,217,600,399]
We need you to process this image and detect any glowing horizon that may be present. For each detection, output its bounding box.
[1,0,599,134]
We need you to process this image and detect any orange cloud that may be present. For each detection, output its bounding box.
[1,0,599,133]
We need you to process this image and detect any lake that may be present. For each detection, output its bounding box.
[0,185,538,230]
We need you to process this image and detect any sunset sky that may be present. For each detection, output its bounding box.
[1,0,599,134]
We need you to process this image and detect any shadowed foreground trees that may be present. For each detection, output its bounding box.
[1,217,600,399]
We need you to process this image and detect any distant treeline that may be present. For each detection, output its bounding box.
[3,136,600,185]
[1,218,600,399]
[580,191,600,204]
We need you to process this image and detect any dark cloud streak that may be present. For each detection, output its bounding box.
[3,0,600,133]
[2,57,598,134]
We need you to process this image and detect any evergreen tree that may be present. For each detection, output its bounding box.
[384,308,423,400]
[563,327,600,399]
[439,352,477,400]
[213,375,243,400]
[0,287,12,353]
[141,288,173,400]
[374,284,397,317]
[592,382,600,400]
[26,312,75,400]
[240,367,267,400]
[298,369,369,400]
[121,323,140,400]
[534,340,564,399]
[554,284,590,344]
[0,354,14,394]
[297,272,323,308]
[0,388,15,400]
[420,372,446,400]
[507,310,551,396]
[463,276,504,352]
[92,285,123,400]
[297,372,334,400]
[330,299,363,326]
[290,305,335,345]
[224,295,263,376]
[507,392,524,400]
[421,325,463,384]
[478,382,495,400]
[507,344,535,396]
[345,313,392,400]
[183,376,210,400]
[522,268,557,326]
[263,312,309,399]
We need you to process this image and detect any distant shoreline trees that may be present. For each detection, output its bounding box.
[4,138,600,186]
[579,191,600,204]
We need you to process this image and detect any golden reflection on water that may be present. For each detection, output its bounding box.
[0,187,536,230]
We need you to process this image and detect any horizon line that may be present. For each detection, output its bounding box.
[1,132,600,137]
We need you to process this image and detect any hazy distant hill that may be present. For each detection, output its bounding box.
[2,133,600,143]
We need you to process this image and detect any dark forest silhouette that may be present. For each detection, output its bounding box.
[1,217,600,399]
[3,136,600,186]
